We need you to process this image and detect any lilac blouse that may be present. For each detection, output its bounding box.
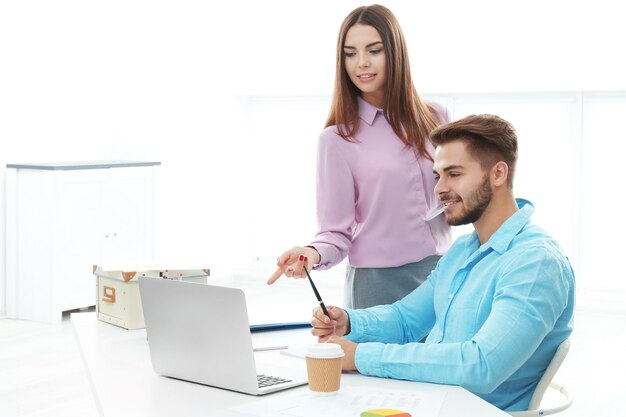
[310,96,451,270]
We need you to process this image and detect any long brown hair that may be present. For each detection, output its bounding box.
[326,4,440,160]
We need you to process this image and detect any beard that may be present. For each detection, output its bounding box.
[445,175,493,226]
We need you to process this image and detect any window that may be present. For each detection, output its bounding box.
[579,94,626,309]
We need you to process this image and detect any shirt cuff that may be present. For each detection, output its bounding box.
[344,308,362,341]
[309,243,335,270]
[354,342,385,376]
[344,309,386,377]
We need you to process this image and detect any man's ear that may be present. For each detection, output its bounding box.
[491,161,509,187]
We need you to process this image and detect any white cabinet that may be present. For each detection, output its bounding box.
[5,161,160,323]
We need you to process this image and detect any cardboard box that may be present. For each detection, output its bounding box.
[93,264,210,329]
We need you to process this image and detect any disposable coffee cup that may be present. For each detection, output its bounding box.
[305,343,344,394]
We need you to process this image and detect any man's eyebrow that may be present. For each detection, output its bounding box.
[343,41,383,49]
[434,164,465,175]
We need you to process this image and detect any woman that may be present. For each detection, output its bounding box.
[267,4,451,309]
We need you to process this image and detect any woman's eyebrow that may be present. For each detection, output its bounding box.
[343,41,383,49]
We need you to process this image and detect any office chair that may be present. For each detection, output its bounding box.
[509,338,573,417]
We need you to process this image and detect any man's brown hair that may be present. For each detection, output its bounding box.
[430,114,518,188]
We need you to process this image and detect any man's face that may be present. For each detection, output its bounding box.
[433,141,493,226]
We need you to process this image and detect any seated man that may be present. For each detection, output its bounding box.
[310,114,575,412]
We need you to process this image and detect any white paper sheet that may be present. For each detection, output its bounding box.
[229,386,446,417]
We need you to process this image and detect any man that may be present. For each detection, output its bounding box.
[310,114,575,412]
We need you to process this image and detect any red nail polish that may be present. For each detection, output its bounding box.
[304,256,308,262]
[299,255,304,261]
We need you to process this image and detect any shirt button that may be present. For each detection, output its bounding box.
[448,293,454,299]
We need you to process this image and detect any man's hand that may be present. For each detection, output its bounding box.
[327,336,357,371]
[311,306,350,341]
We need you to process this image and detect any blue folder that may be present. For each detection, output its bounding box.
[249,322,311,332]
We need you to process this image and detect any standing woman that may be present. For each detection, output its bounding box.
[267,4,451,309]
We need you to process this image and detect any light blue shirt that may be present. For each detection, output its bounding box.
[345,199,575,411]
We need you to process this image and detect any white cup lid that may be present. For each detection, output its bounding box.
[305,343,345,359]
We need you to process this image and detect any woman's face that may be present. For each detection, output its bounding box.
[343,24,387,108]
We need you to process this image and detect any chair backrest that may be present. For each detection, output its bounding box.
[509,337,572,417]
[528,337,570,409]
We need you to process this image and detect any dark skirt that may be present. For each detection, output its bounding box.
[343,255,441,309]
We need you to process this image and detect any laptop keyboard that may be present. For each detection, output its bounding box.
[257,374,292,388]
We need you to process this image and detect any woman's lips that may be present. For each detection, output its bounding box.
[357,73,376,83]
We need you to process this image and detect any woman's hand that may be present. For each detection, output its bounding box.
[267,246,320,284]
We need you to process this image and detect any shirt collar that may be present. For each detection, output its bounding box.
[473,198,535,254]
[358,95,383,126]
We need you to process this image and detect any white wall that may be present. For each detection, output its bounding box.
[1,0,625,317]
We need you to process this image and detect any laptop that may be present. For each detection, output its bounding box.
[138,277,308,395]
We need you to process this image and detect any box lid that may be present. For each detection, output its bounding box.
[93,264,210,283]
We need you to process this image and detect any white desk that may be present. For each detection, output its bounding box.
[72,312,508,417]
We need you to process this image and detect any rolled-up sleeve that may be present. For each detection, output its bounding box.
[345,274,438,379]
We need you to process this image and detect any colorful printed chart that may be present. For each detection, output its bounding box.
[360,409,411,417]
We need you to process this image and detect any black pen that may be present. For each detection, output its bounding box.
[303,265,330,317]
